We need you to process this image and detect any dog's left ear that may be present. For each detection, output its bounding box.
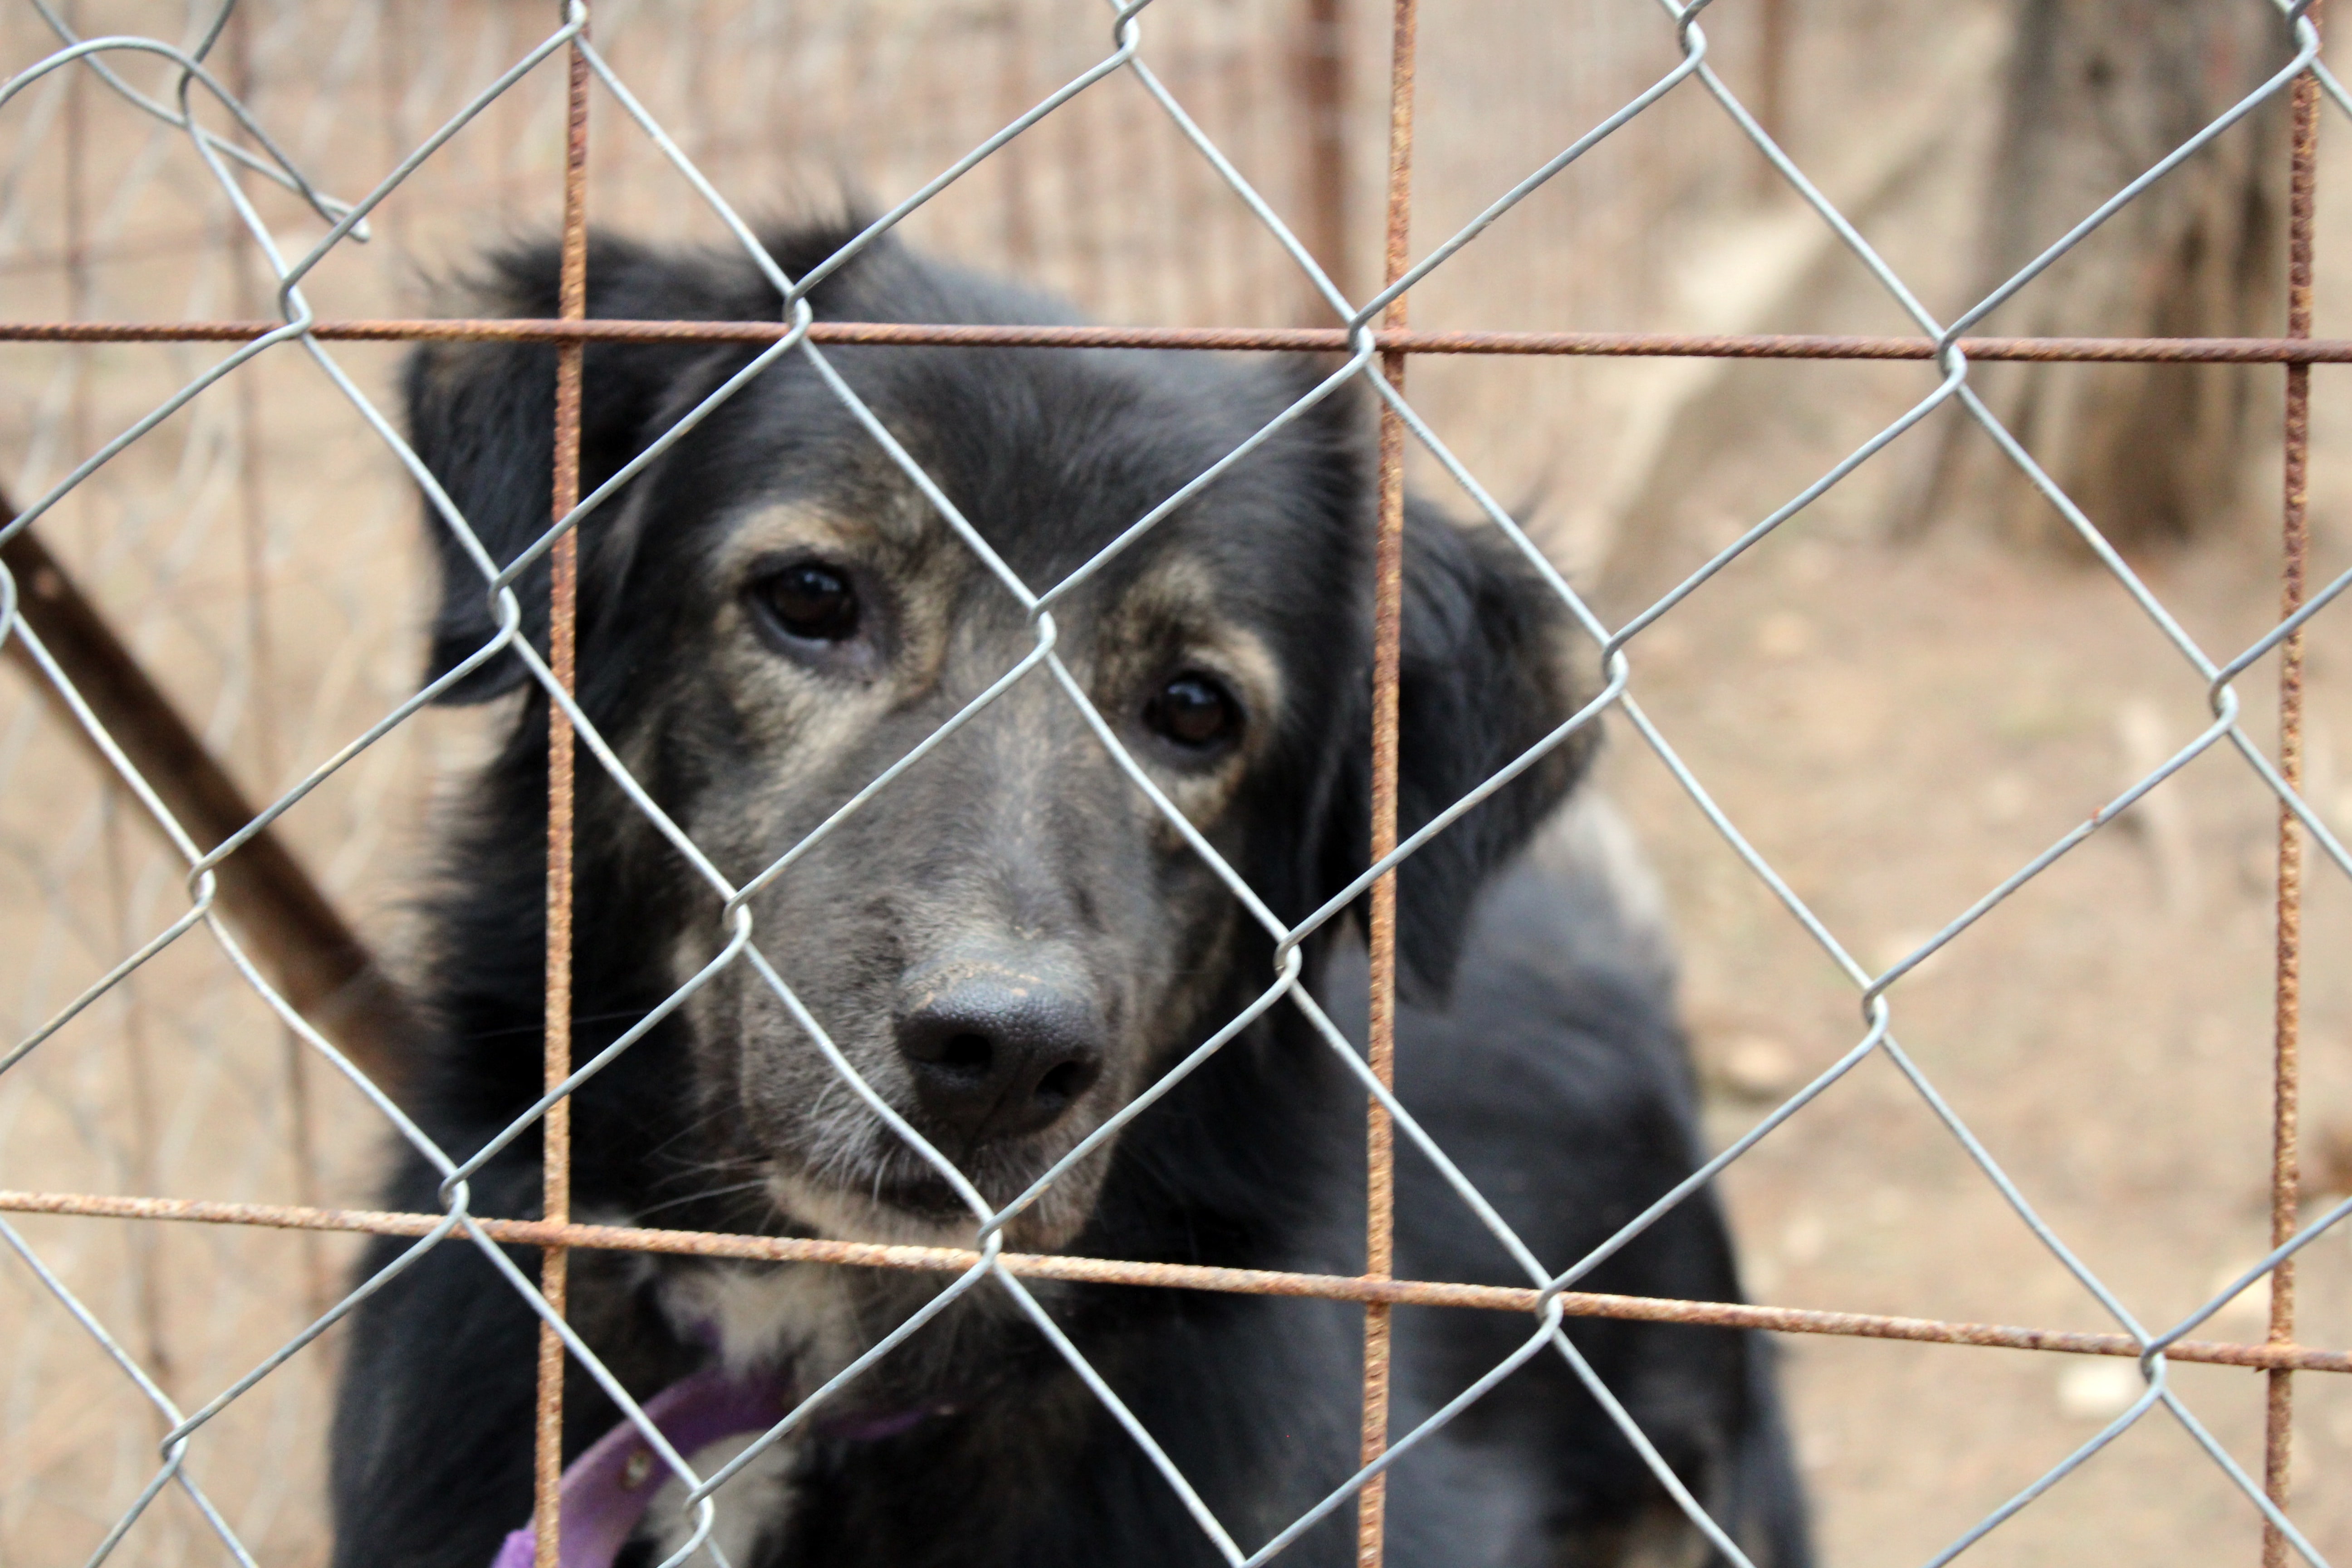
[1320,503,1597,998]
[405,235,744,704]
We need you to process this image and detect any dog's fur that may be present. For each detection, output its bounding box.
[328,221,1809,1568]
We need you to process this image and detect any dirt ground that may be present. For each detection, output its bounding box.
[1563,118,2352,1561]
[1600,491,2352,1566]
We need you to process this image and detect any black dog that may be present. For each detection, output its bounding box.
[329,220,1808,1568]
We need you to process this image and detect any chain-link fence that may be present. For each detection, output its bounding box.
[0,0,2347,1564]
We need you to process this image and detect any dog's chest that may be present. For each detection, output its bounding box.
[633,1431,802,1567]
[658,1259,872,1381]
[625,1264,869,1563]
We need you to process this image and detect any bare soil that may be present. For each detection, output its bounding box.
[1579,167,2352,1560]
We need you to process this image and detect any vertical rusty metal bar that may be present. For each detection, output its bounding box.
[1357,3,1414,1565]
[2264,10,2319,1564]
[534,12,591,1566]
[1299,0,1351,306]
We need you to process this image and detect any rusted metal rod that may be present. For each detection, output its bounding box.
[1,1187,2344,1375]
[0,506,418,1096]
[533,15,593,1566]
[1358,1,1417,1560]
[22,319,2352,363]
[2266,8,2322,1563]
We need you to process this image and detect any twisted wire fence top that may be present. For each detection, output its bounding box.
[0,1,2348,1566]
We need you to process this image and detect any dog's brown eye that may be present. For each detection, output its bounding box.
[1145,672,1241,750]
[755,563,859,642]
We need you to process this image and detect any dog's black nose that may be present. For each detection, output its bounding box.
[896,978,1103,1144]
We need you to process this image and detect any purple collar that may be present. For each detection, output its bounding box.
[491,1369,960,1568]
[492,1367,787,1568]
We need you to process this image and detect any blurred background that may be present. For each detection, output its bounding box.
[1,1,2348,1563]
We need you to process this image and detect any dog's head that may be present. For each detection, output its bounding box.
[409,224,1591,1249]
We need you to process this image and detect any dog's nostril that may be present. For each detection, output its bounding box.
[935,1032,993,1077]
[1033,1058,1096,1109]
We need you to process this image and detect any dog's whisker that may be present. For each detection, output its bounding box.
[446,1005,669,1046]
[632,1177,776,1221]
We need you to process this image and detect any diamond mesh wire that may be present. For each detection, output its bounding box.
[0,0,2347,1565]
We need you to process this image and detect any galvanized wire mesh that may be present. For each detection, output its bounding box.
[0,0,2347,1565]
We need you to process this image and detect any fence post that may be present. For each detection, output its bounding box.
[2264,8,2321,1563]
[535,7,594,1563]
[1299,0,1352,307]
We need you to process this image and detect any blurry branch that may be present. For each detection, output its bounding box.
[1923,0,2289,549]
[1,493,418,1102]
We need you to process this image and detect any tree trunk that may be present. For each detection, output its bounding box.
[1926,0,2290,551]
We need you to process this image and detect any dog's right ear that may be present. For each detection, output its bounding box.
[1310,502,1597,999]
[407,233,789,703]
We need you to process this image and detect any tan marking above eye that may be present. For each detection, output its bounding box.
[715,499,965,688]
[1092,554,1286,761]
[717,502,876,583]
[1105,626,1283,832]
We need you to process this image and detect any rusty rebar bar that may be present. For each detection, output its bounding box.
[1357,4,1416,1562]
[533,20,593,1568]
[2265,11,2321,1565]
[2,1187,2344,1374]
[26,318,2352,361]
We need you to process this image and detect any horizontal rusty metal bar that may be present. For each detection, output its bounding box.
[3,1187,2342,1374]
[10,318,2352,363]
